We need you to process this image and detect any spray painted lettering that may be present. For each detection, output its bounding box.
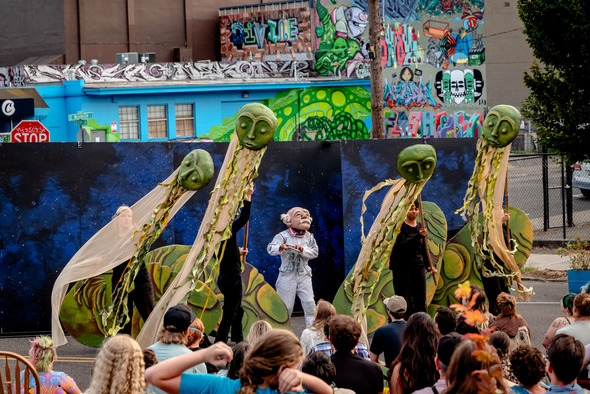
[386,110,483,138]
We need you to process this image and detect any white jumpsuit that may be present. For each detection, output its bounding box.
[267,228,318,327]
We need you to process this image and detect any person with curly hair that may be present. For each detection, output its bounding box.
[145,329,332,394]
[20,335,82,394]
[445,339,508,394]
[556,293,590,345]
[86,334,146,394]
[434,305,457,335]
[300,300,336,355]
[508,345,547,394]
[491,292,531,352]
[542,293,576,349]
[389,312,440,394]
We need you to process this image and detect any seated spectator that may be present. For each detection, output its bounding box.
[542,293,576,349]
[226,341,249,379]
[456,284,494,335]
[445,339,507,394]
[187,317,206,351]
[145,329,333,394]
[434,305,457,335]
[144,349,158,394]
[546,334,586,393]
[300,300,336,355]
[329,315,383,394]
[311,322,370,360]
[389,312,440,394]
[301,351,355,394]
[414,332,463,394]
[246,320,272,346]
[556,293,590,345]
[370,295,407,366]
[86,334,146,394]
[509,345,547,394]
[491,292,531,352]
[488,331,518,385]
[148,304,206,394]
[21,336,82,394]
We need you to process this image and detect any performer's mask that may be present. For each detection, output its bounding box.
[282,207,312,231]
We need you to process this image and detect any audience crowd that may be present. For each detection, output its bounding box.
[22,287,590,393]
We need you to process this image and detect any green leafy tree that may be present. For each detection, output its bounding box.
[517,0,590,165]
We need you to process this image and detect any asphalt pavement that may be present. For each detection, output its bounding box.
[0,251,571,391]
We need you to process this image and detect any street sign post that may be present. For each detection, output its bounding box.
[10,120,50,142]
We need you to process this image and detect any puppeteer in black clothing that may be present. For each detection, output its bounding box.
[389,202,436,318]
[215,183,253,344]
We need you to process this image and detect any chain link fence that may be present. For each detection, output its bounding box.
[508,153,590,242]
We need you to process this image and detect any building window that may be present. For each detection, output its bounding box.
[119,106,140,140]
[148,105,167,138]
[176,104,195,137]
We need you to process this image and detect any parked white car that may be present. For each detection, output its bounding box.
[573,162,590,198]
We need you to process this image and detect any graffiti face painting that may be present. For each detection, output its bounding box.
[236,103,278,151]
[482,105,520,148]
[397,144,437,183]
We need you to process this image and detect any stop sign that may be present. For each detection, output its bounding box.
[11,120,50,142]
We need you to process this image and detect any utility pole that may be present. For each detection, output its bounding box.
[368,0,385,139]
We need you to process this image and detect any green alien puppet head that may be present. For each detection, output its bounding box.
[177,149,215,190]
[397,144,437,184]
[482,105,521,148]
[235,103,278,151]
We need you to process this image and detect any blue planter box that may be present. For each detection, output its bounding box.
[567,270,590,293]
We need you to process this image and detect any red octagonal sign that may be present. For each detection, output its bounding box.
[11,120,50,142]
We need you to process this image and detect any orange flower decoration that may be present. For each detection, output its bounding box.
[463,309,487,326]
[454,281,472,300]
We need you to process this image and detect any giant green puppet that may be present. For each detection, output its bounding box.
[334,144,444,342]
[51,149,214,346]
[136,103,279,347]
[455,104,532,301]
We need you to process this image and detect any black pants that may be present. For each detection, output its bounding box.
[392,268,427,319]
[215,279,244,343]
[111,262,155,334]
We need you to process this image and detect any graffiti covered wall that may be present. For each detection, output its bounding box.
[313,0,487,138]
[202,86,373,142]
[220,1,313,62]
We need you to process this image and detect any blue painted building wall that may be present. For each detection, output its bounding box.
[29,79,371,142]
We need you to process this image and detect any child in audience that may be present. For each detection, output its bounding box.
[22,335,82,394]
[145,329,332,394]
[86,334,146,394]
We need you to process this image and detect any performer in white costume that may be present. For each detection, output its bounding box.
[267,207,318,327]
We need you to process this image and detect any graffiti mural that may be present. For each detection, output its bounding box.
[202,86,372,142]
[385,109,483,138]
[313,0,370,76]
[0,61,319,87]
[313,0,486,127]
[435,69,484,105]
[220,1,312,61]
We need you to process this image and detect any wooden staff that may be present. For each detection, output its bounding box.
[418,194,438,286]
[504,176,511,247]
[241,221,249,264]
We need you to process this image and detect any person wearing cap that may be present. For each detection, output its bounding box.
[147,304,206,394]
[414,332,463,394]
[369,295,407,366]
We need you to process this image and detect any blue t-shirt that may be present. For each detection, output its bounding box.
[180,373,311,394]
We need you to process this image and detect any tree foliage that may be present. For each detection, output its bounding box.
[517,0,590,165]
